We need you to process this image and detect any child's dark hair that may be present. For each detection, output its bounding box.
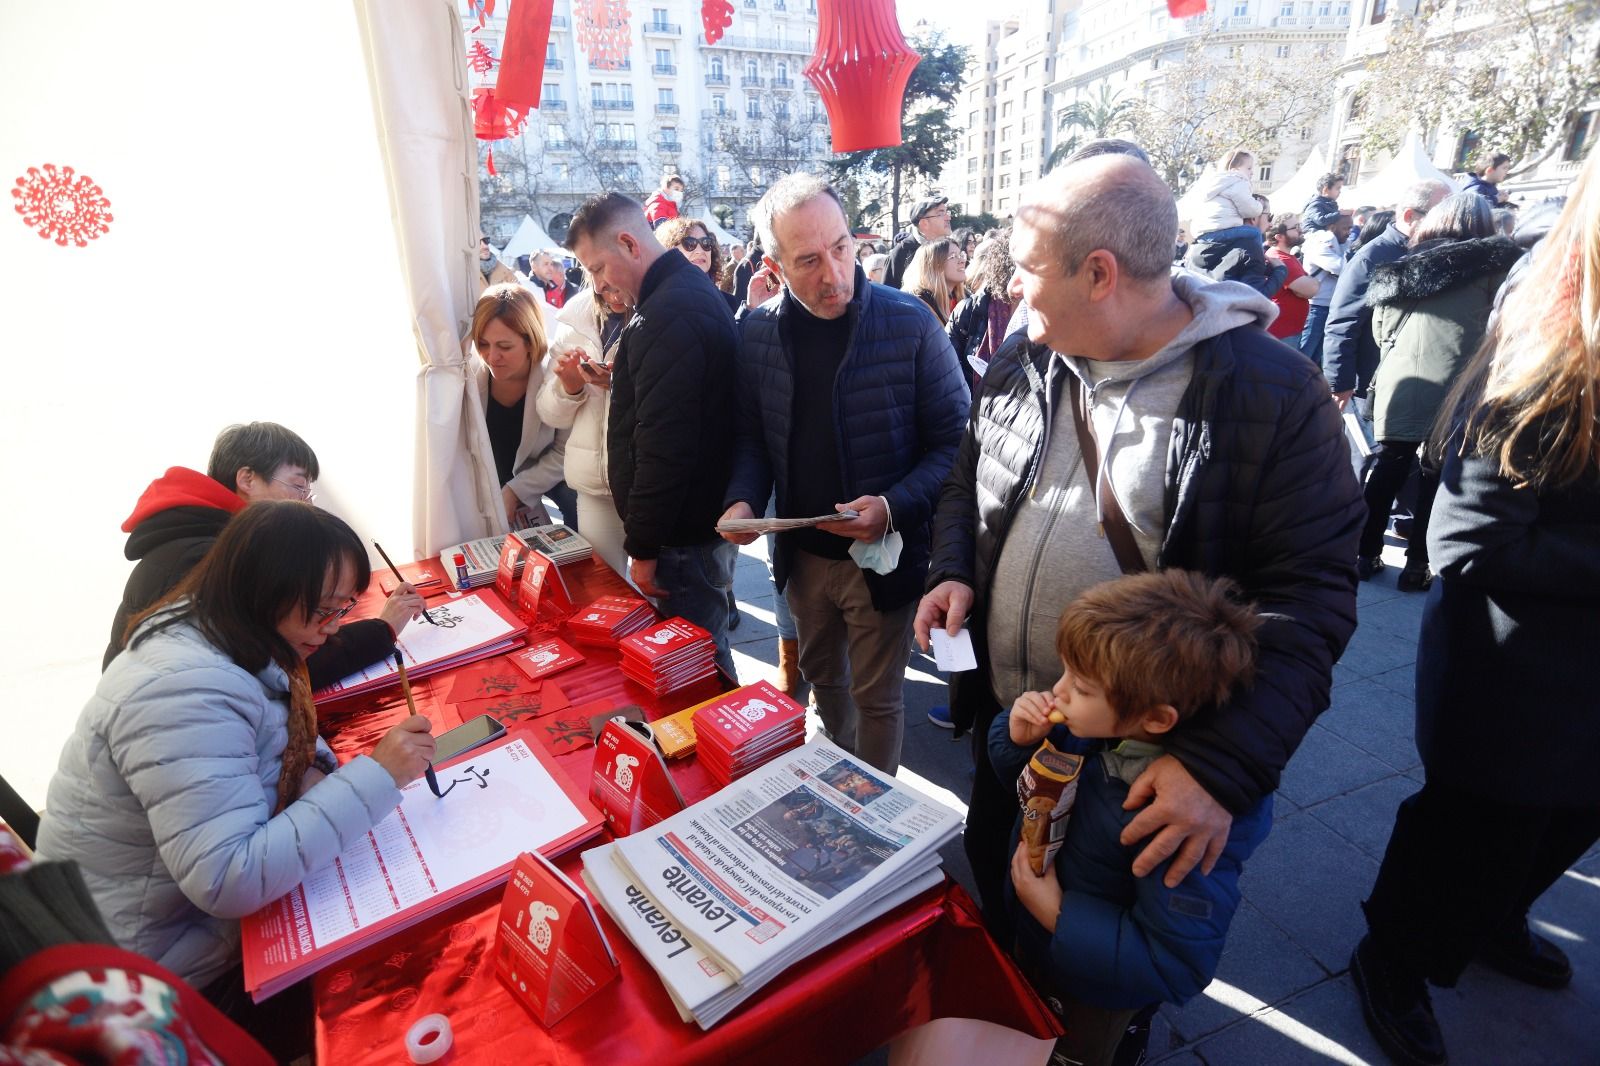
[1055,570,1261,721]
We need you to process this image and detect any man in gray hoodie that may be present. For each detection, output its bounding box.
[918,154,1362,952]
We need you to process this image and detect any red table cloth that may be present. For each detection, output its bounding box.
[312,557,1059,1063]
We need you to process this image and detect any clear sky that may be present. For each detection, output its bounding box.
[897,0,999,51]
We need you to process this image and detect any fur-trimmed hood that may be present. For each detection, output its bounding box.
[1368,235,1521,306]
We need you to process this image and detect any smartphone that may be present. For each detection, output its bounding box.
[433,714,507,763]
[579,359,609,379]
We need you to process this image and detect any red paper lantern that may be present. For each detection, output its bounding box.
[1168,0,1208,16]
[701,0,733,45]
[804,0,920,153]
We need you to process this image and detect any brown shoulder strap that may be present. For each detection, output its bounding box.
[1068,374,1149,575]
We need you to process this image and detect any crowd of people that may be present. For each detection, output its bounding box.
[7,138,1596,1066]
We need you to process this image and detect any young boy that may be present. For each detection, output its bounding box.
[991,570,1268,1066]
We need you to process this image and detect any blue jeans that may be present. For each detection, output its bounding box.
[542,480,580,530]
[1300,302,1331,367]
[650,540,738,677]
[763,494,797,641]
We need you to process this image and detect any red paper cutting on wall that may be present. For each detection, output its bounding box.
[12,164,113,247]
[804,0,920,153]
[468,40,499,75]
[701,0,733,44]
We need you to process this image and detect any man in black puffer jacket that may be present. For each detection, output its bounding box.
[915,155,1363,939]
[566,192,741,674]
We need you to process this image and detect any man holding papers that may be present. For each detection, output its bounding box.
[720,174,968,774]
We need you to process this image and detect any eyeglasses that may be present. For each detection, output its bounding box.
[311,597,359,625]
[272,477,316,504]
[678,235,716,251]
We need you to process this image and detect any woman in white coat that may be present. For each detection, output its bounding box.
[470,283,569,528]
[536,284,631,575]
[36,502,435,1040]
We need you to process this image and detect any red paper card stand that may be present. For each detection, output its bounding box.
[517,549,574,624]
[494,535,528,607]
[590,719,687,836]
[495,851,619,1027]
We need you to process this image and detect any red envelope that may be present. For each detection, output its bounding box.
[456,682,570,723]
[509,638,586,682]
[445,659,540,704]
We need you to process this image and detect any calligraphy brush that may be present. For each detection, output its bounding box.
[373,540,435,625]
[393,649,442,797]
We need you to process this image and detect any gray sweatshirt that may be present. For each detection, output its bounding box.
[985,275,1276,707]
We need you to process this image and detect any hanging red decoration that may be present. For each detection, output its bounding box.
[12,164,113,247]
[473,87,527,141]
[574,0,632,71]
[468,41,498,75]
[701,0,733,44]
[1167,0,1207,16]
[467,0,498,31]
[495,0,555,114]
[804,0,920,153]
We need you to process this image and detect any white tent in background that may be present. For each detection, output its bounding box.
[1347,130,1457,211]
[700,215,740,248]
[502,213,558,262]
[1270,145,1329,217]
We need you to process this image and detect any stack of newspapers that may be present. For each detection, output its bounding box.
[581,738,963,1028]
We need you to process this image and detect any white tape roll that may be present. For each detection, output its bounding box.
[405,1014,453,1064]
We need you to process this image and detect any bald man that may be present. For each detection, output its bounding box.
[916,154,1361,1001]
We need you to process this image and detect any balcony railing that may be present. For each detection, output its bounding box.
[706,72,729,85]
[545,57,563,69]
[772,77,794,90]
[705,35,814,53]
[540,98,567,111]
[596,138,639,151]
[656,102,680,114]
[644,20,681,34]
[549,15,568,29]
[588,59,632,71]
[592,98,635,111]
[658,139,682,151]
[741,75,766,87]
[653,63,678,75]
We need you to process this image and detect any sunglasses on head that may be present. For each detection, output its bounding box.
[678,235,716,251]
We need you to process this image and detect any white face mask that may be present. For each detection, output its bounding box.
[666,189,683,205]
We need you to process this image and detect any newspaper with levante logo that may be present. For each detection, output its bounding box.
[597,738,962,991]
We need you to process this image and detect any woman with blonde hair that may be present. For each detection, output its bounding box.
[1352,151,1600,1066]
[469,283,568,528]
[900,236,967,325]
[946,231,1016,381]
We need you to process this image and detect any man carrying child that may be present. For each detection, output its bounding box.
[916,148,1363,1062]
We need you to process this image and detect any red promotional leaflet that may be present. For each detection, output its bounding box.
[445,659,539,704]
[377,557,453,598]
[241,738,602,1002]
[518,549,574,623]
[566,594,655,647]
[494,851,619,1027]
[691,681,809,785]
[618,618,718,695]
[313,590,528,702]
[591,719,687,836]
[510,638,587,681]
[494,535,529,607]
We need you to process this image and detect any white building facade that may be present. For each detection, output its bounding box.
[467,0,830,241]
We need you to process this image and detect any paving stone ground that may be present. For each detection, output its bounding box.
[719,538,1600,1066]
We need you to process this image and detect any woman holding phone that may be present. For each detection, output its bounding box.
[36,502,435,1045]
[537,279,632,576]
[470,283,570,528]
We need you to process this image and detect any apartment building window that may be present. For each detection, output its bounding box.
[658,88,674,107]
[998,196,1011,211]
[1002,77,1013,92]
[1002,101,1013,117]
[967,134,976,152]
[775,100,790,118]
[543,81,560,101]
[1024,88,1034,107]
[660,126,678,147]
[717,164,731,186]
[1024,62,1035,78]
[747,98,761,118]
[1022,115,1033,134]
[1276,44,1292,58]
[1021,142,1035,160]
[1000,125,1012,142]
[746,59,758,79]
[1370,0,1386,22]
[1257,164,1273,182]
[548,126,568,148]
[713,95,726,114]
[1318,0,1332,14]
[1338,143,1362,184]
[1000,149,1013,165]
[999,174,1012,188]
[1337,0,1349,12]
[968,179,978,195]
[777,62,788,81]
[1233,0,1248,14]
[654,48,671,67]
[1564,110,1599,161]
[710,57,724,79]
[1280,0,1293,13]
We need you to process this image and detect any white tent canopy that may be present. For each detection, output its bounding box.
[1174,163,1222,231]
[1270,145,1330,218]
[1347,130,1456,211]
[700,215,740,248]
[502,213,559,262]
